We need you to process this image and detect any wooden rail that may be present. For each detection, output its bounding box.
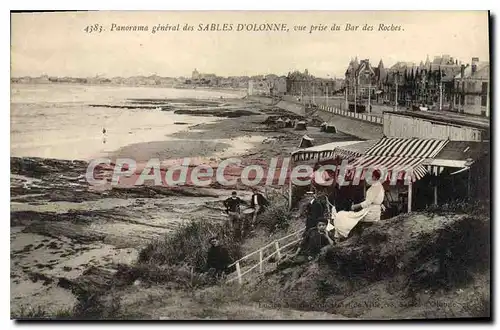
[318,104,384,125]
[226,228,305,284]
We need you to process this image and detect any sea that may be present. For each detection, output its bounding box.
[10,84,243,161]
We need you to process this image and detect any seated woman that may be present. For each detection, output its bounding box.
[331,170,386,239]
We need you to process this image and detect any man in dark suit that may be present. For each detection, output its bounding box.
[250,187,269,227]
[206,236,233,278]
[223,191,247,239]
[305,192,325,231]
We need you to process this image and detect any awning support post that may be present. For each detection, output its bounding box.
[467,168,471,200]
[408,181,412,213]
[433,183,438,206]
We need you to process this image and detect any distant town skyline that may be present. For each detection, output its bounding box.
[11,11,489,79]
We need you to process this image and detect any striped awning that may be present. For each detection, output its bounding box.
[425,165,446,176]
[364,137,449,158]
[332,148,363,160]
[349,156,428,181]
[293,151,320,162]
[348,137,450,181]
[291,141,364,163]
[331,140,378,162]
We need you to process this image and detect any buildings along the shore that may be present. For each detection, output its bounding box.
[342,55,490,117]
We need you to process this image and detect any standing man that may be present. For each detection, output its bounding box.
[250,188,269,227]
[305,191,325,232]
[223,191,247,239]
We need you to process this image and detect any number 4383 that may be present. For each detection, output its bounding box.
[84,24,103,33]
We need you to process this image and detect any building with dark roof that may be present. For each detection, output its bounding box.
[344,57,387,112]
[343,54,462,112]
[381,55,461,110]
[452,57,490,117]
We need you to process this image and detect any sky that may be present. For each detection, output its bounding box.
[11,11,490,78]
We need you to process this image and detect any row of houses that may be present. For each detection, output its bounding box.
[344,55,490,117]
[188,68,288,92]
[285,69,345,98]
[11,75,184,86]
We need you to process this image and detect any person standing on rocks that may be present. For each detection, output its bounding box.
[223,191,247,239]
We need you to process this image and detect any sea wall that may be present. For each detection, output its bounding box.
[249,96,383,140]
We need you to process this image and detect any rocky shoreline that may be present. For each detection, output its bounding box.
[10,96,355,316]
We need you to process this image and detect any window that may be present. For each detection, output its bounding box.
[481,82,488,107]
[481,95,487,107]
[467,95,476,105]
[481,82,488,93]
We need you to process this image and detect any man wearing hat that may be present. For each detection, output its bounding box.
[249,187,269,227]
[304,191,325,231]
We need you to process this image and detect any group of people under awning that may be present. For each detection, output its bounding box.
[279,170,387,268]
[204,171,388,277]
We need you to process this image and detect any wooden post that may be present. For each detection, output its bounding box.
[467,168,471,200]
[326,85,328,107]
[288,173,292,211]
[368,81,371,113]
[235,262,242,285]
[395,74,398,112]
[433,184,438,205]
[354,79,357,114]
[345,82,348,110]
[259,249,263,273]
[407,181,412,213]
[275,241,282,260]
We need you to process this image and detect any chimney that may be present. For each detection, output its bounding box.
[461,64,465,78]
[471,57,479,74]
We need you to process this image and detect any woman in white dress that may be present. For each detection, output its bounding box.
[331,170,386,239]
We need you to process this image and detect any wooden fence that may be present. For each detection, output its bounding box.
[226,228,305,284]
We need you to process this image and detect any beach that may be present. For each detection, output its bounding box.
[10,83,357,314]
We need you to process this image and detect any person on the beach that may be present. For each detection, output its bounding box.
[249,187,269,228]
[206,236,233,278]
[102,127,107,144]
[223,191,247,239]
